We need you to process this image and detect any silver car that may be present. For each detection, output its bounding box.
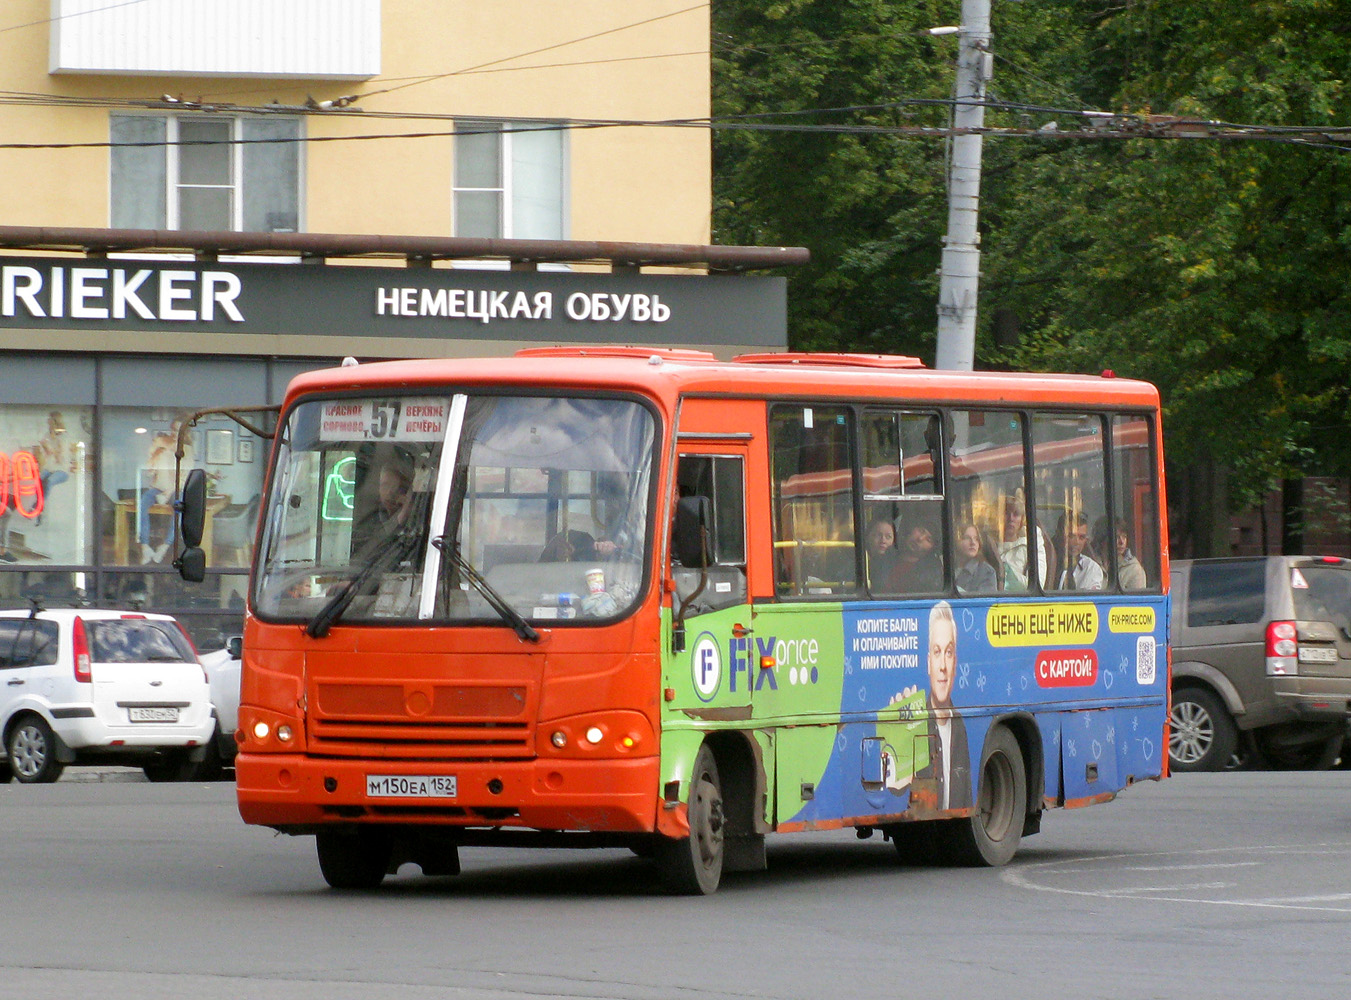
[1170,557,1351,771]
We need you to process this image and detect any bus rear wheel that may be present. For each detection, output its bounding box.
[948,726,1026,867]
[654,744,724,895]
[316,828,394,889]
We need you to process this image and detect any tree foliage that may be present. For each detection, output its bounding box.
[713,0,1351,549]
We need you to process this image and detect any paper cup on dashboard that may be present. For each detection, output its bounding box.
[586,567,606,594]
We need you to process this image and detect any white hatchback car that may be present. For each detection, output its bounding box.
[197,635,242,775]
[0,608,215,783]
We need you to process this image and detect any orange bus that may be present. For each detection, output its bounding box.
[181,347,1168,893]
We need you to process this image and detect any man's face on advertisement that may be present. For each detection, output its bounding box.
[928,615,956,708]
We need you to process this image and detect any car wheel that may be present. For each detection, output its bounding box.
[316,829,394,889]
[653,743,725,895]
[947,726,1027,867]
[7,715,65,784]
[187,730,226,781]
[1169,687,1238,772]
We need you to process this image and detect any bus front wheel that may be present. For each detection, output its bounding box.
[654,744,725,895]
[949,726,1026,867]
[316,828,394,889]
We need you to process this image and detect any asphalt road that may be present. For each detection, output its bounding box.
[1,771,1349,1000]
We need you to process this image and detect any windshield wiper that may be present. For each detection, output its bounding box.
[306,527,421,639]
[433,536,539,643]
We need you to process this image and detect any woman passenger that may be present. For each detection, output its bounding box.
[954,522,999,594]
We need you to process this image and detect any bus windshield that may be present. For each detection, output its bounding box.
[254,393,656,626]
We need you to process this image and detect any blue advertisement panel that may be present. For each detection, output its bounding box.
[782,595,1167,827]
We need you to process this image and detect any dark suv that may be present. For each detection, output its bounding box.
[1169,556,1351,771]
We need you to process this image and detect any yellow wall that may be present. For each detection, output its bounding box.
[0,0,711,245]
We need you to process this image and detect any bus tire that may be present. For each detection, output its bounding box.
[654,743,724,895]
[1168,686,1237,772]
[948,726,1026,867]
[316,828,394,889]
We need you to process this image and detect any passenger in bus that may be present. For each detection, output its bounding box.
[1115,525,1147,590]
[864,515,898,592]
[954,522,999,594]
[1056,511,1105,590]
[893,512,943,593]
[997,493,1049,592]
[915,601,971,810]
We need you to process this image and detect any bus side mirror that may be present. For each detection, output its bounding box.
[178,468,207,549]
[176,546,206,583]
[226,634,242,659]
[672,495,712,568]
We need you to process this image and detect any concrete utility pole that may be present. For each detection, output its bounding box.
[934,0,992,371]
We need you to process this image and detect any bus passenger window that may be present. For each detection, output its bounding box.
[1032,414,1108,593]
[948,410,1035,592]
[1111,414,1159,591]
[671,455,747,611]
[770,405,856,598]
[861,409,946,596]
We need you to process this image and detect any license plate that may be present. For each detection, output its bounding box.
[1299,646,1339,664]
[366,774,458,798]
[128,706,179,723]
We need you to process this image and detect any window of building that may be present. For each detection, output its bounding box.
[0,405,95,567]
[453,121,566,240]
[110,115,301,232]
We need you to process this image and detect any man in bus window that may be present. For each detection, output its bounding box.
[351,451,415,556]
[916,601,971,810]
[894,511,943,593]
[1057,511,1104,591]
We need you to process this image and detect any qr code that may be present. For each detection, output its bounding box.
[1136,635,1157,685]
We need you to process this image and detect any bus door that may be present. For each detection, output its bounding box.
[666,434,754,718]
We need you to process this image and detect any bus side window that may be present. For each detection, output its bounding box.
[861,409,947,596]
[1111,414,1159,591]
[949,409,1030,593]
[672,454,747,610]
[769,405,856,598]
[1032,414,1108,593]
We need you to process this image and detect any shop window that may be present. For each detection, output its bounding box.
[0,406,94,566]
[110,114,301,232]
[453,120,566,240]
[100,408,265,569]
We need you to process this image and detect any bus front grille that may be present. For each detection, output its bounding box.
[308,681,535,758]
[309,719,534,758]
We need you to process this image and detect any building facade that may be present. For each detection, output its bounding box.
[0,1,795,648]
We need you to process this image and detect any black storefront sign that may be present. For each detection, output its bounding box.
[0,257,787,348]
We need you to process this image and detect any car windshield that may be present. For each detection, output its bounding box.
[1291,565,1351,637]
[87,621,195,664]
[253,392,656,626]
